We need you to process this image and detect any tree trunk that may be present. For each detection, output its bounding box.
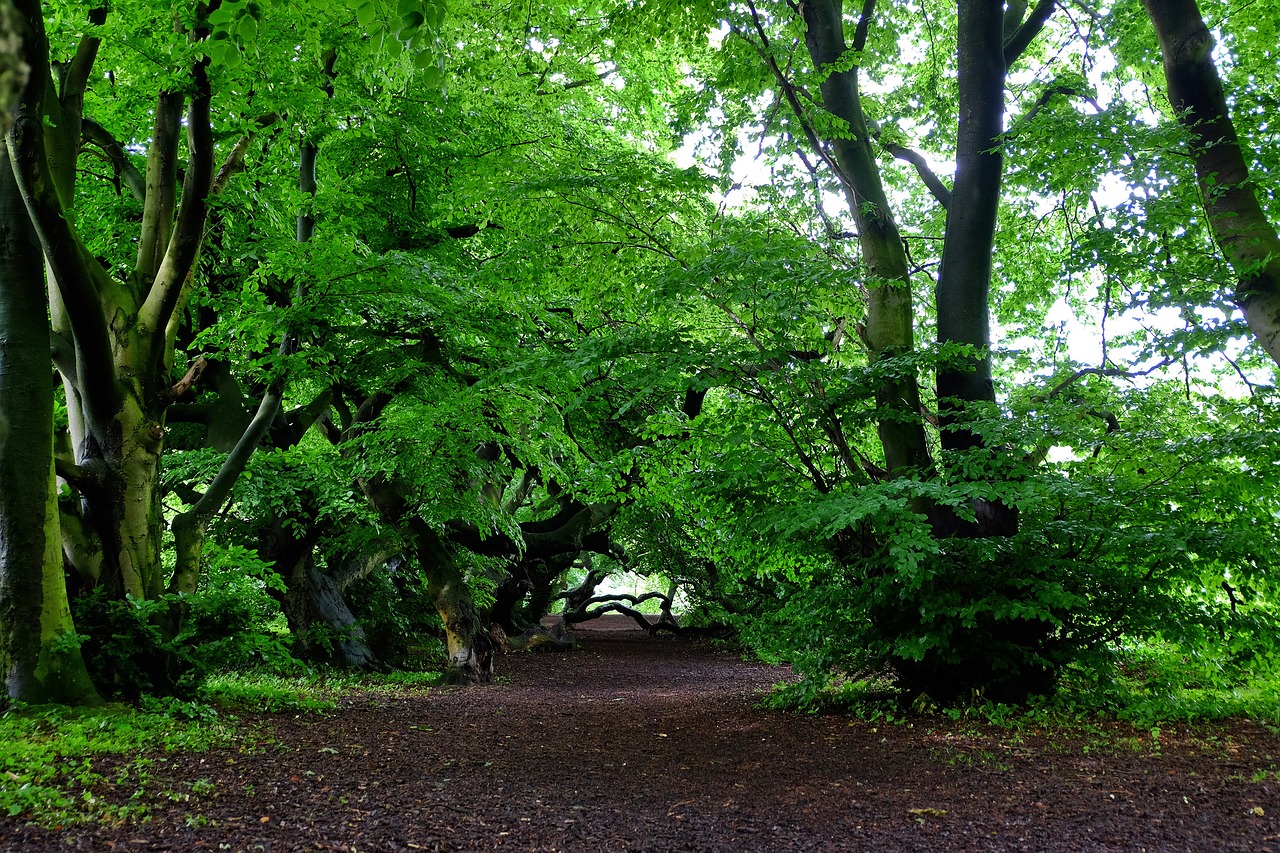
[415,524,493,685]
[936,0,1004,444]
[35,460,100,704]
[1143,0,1280,367]
[798,0,933,478]
[358,476,493,684]
[931,0,1019,538]
[305,565,380,669]
[0,144,97,704]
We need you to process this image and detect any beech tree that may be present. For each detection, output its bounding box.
[2,0,1278,706]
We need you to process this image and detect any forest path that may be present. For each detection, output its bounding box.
[7,616,1280,851]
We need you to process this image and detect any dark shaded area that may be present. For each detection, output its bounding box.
[4,616,1278,851]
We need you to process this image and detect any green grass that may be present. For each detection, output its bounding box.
[0,702,240,826]
[199,672,339,713]
[1,666,443,827]
[198,667,443,713]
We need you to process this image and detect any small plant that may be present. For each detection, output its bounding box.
[0,702,238,826]
[200,673,337,713]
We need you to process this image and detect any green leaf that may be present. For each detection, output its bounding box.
[413,48,437,71]
[236,15,258,45]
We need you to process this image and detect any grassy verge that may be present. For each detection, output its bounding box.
[0,667,443,827]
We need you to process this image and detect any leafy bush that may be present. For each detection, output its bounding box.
[73,544,296,698]
[344,559,447,668]
[714,383,1280,708]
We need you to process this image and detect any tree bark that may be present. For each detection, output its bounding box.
[305,564,380,669]
[1143,0,1280,367]
[411,524,494,684]
[360,475,493,684]
[797,0,933,478]
[0,142,50,702]
[0,141,97,704]
[931,0,1019,538]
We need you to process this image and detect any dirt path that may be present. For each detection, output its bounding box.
[6,617,1280,851]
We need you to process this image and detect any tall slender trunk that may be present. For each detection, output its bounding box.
[1143,0,1280,367]
[798,0,933,478]
[931,0,1018,537]
[936,0,1004,442]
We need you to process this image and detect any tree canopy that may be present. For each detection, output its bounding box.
[2,0,1279,709]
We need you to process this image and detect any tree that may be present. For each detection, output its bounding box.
[1142,0,1280,367]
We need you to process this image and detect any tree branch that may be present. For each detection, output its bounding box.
[140,53,215,349]
[133,90,184,285]
[1042,358,1175,400]
[60,6,107,102]
[882,140,951,208]
[163,355,208,403]
[851,0,877,55]
[210,116,278,197]
[81,118,146,201]
[1004,0,1056,67]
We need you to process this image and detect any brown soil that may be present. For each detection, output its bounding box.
[5,616,1280,851]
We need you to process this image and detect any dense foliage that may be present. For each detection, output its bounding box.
[1,0,1278,712]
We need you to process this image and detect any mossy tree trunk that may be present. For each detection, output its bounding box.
[0,140,98,705]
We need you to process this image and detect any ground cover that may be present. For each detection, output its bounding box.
[3,617,1278,851]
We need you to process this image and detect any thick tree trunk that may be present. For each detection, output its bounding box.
[1143,0,1280,368]
[260,515,380,669]
[798,0,933,478]
[0,145,97,704]
[359,477,493,684]
[109,407,167,599]
[490,554,572,634]
[931,0,1019,538]
[409,521,492,684]
[0,144,51,702]
[34,460,100,704]
[305,564,379,670]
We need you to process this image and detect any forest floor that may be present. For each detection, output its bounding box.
[5,615,1280,852]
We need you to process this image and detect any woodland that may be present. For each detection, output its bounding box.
[0,0,1279,724]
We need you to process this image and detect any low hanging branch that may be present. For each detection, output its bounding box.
[563,592,683,635]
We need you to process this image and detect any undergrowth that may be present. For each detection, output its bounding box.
[761,641,1280,730]
[199,669,442,711]
[1,667,442,827]
[0,702,239,826]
